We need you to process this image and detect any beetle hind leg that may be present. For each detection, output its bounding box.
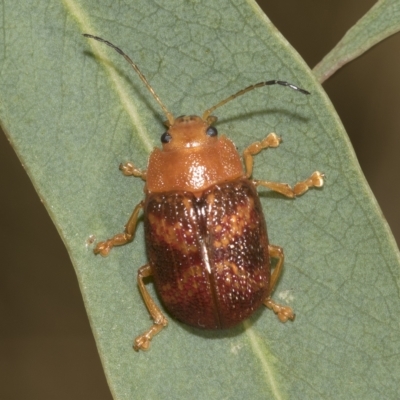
[134,264,168,351]
[263,244,295,322]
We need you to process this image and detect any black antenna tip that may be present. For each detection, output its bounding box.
[265,80,310,95]
[83,34,125,56]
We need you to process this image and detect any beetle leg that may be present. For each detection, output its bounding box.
[253,171,324,198]
[94,201,144,256]
[134,264,168,351]
[243,133,281,178]
[263,244,295,322]
[119,161,147,181]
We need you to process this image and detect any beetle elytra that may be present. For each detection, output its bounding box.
[84,34,324,351]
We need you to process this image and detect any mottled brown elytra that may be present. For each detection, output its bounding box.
[84,34,324,351]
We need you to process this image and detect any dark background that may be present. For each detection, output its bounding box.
[1,1,399,399]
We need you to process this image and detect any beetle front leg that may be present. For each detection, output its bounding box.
[263,244,295,322]
[254,171,324,198]
[94,201,144,256]
[119,161,147,180]
[134,264,168,351]
[243,133,281,178]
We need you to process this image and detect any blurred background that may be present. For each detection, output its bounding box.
[1,1,399,399]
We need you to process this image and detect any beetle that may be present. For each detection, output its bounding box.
[84,34,324,351]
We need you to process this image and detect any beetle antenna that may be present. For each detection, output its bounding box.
[83,34,175,125]
[202,80,310,121]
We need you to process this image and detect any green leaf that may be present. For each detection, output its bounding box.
[314,0,400,82]
[1,0,400,399]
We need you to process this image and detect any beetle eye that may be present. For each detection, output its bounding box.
[206,126,218,137]
[161,132,172,143]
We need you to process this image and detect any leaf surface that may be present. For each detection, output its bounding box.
[1,0,399,399]
[314,0,400,82]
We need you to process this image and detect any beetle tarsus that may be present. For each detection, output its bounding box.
[293,171,324,196]
[133,317,168,352]
[264,298,295,322]
[119,162,146,180]
[94,240,114,256]
[93,232,133,257]
[254,170,325,198]
[133,336,150,351]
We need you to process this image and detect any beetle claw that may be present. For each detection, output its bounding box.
[264,298,295,322]
[93,240,113,257]
[133,335,151,351]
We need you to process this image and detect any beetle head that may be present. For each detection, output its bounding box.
[160,115,219,151]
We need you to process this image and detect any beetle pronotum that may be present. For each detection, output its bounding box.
[84,34,324,351]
